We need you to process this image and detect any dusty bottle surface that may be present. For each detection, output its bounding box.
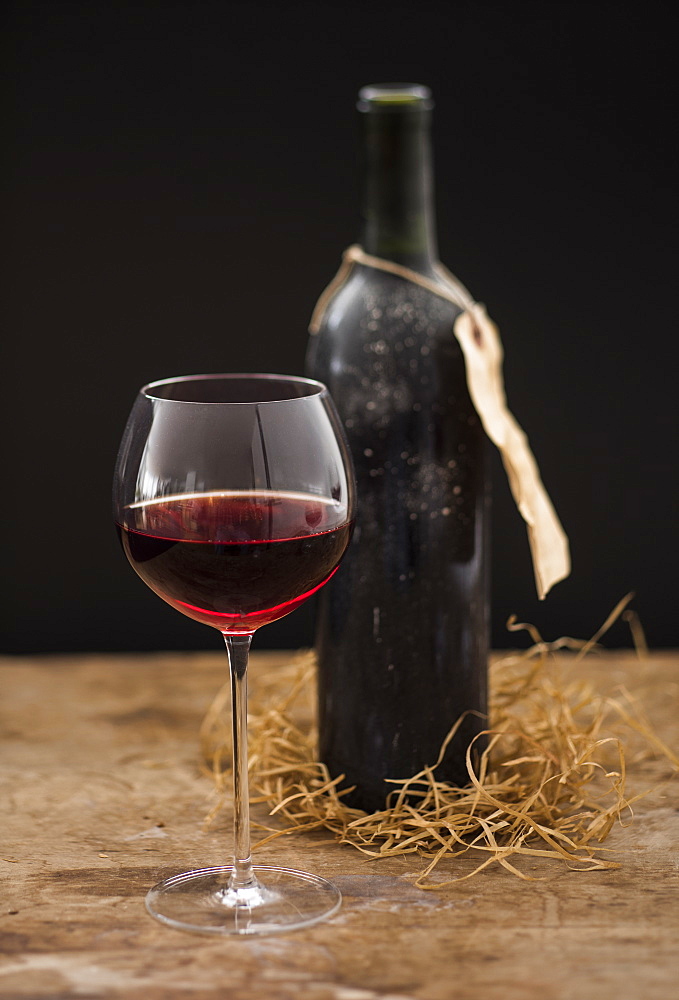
[306,84,489,811]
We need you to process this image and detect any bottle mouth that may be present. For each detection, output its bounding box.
[357,83,433,112]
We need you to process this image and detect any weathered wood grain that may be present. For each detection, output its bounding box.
[1,651,677,1000]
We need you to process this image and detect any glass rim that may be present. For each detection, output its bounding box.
[140,372,329,405]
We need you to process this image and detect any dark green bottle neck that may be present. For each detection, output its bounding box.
[358,91,438,276]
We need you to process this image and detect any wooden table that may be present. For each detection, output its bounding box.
[1,650,677,1000]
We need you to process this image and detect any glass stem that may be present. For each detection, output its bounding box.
[223,632,256,890]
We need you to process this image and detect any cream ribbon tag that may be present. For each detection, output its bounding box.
[452,305,570,599]
[310,246,571,599]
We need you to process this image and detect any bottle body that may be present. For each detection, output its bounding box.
[306,264,489,810]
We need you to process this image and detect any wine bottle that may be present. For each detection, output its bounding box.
[305,84,489,812]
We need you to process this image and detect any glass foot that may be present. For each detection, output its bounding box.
[145,866,342,935]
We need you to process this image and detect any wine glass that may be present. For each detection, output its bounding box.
[112,373,355,935]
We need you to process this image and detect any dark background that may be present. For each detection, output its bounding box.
[3,1,677,653]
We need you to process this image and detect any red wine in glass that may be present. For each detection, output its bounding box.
[117,490,353,632]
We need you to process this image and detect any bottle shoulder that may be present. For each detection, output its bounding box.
[307,263,466,381]
[319,263,462,332]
